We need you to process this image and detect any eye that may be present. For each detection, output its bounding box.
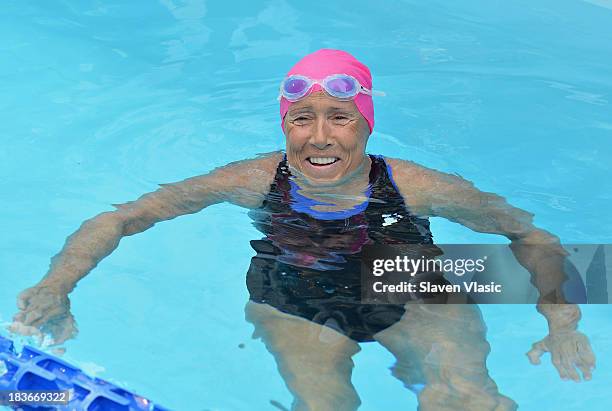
[331,114,351,125]
[291,115,313,126]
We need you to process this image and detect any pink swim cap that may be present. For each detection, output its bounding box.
[280,49,375,134]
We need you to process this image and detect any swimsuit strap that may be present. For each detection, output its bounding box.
[254,153,433,243]
[364,155,435,244]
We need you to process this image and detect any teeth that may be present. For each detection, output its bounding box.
[309,157,338,165]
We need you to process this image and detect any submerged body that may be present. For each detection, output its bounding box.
[247,154,434,342]
[243,153,517,410]
[10,49,595,411]
[9,145,593,410]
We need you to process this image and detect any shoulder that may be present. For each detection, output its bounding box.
[205,151,284,208]
[384,156,476,190]
[117,152,283,228]
[209,151,283,184]
[381,157,538,238]
[382,156,479,214]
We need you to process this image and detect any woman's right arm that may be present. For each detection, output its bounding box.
[11,152,282,343]
[38,176,225,295]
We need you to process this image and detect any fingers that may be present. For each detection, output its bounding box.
[526,340,547,365]
[23,309,45,327]
[576,338,596,381]
[12,310,26,324]
[16,288,39,311]
[8,313,77,348]
[7,321,43,340]
[553,350,580,382]
[23,303,66,328]
[9,289,77,346]
[43,317,78,346]
[11,305,46,331]
[527,336,592,382]
[550,334,596,382]
[576,359,593,381]
[34,303,68,326]
[13,291,68,328]
[16,292,30,310]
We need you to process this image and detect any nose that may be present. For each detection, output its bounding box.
[309,117,332,149]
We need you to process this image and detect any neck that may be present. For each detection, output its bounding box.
[287,155,372,208]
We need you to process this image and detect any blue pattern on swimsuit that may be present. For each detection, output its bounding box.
[288,179,372,220]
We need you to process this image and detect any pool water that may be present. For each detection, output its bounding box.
[1,0,611,410]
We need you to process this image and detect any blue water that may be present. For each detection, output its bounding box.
[1,0,612,410]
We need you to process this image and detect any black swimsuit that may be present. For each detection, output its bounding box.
[246,154,436,342]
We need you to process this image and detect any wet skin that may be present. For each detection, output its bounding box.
[282,92,375,212]
[8,90,596,410]
[283,92,371,184]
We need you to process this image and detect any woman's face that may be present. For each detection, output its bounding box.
[283,92,371,183]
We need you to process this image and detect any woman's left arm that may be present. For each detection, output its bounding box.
[386,157,596,382]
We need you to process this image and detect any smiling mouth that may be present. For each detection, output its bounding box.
[307,157,340,166]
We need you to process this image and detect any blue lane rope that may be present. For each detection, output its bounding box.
[0,335,169,411]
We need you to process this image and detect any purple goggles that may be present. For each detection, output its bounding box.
[278,74,385,102]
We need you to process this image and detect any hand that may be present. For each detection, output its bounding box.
[527,330,595,382]
[8,284,78,345]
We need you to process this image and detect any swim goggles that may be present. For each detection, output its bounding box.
[277,74,385,102]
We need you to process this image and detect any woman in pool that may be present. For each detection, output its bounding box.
[11,49,595,411]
